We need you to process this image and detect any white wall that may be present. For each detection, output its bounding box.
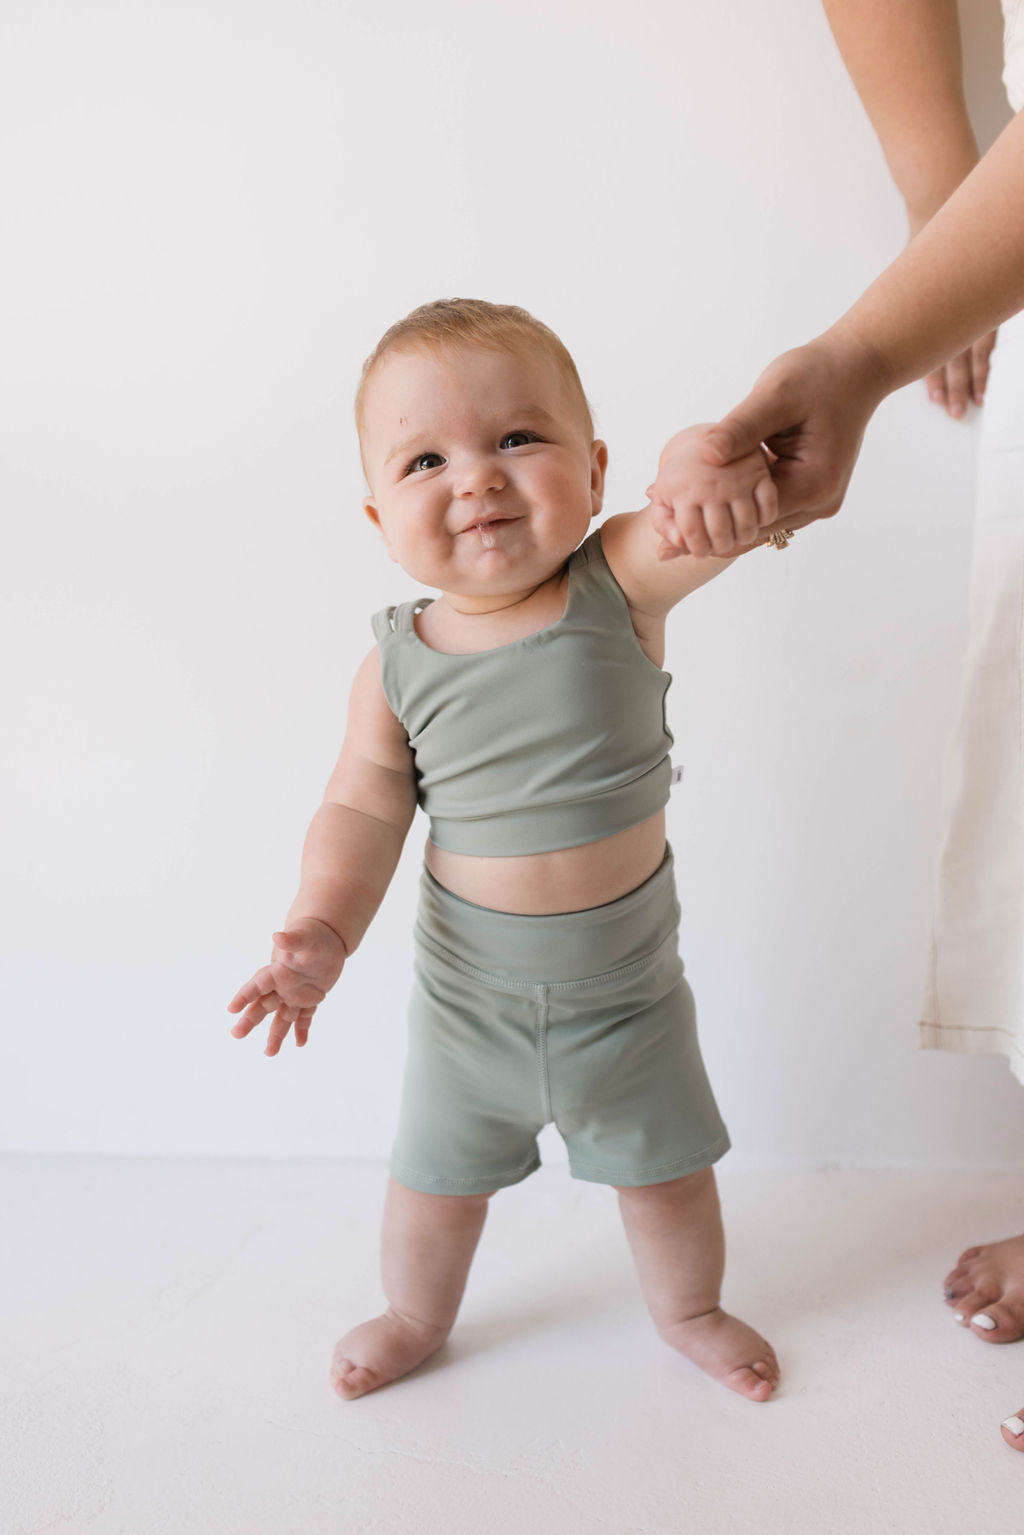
[5,0,1023,1168]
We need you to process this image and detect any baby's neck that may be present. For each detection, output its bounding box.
[440,574,553,620]
[415,564,570,655]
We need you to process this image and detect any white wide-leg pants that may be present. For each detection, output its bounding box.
[920,309,1024,1083]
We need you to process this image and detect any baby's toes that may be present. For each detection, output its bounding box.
[1001,1412,1024,1451]
[727,1364,775,1402]
[329,1359,381,1400]
[759,1351,781,1385]
[967,1301,1024,1343]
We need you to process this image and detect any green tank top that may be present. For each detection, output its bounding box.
[371,528,674,856]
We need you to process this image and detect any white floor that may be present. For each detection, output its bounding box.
[5,1158,1024,1535]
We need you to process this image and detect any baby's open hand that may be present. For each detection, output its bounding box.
[228,918,347,1056]
[646,424,778,559]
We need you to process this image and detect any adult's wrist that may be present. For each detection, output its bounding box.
[815,317,899,412]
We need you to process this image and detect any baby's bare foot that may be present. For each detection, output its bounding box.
[329,1308,449,1400]
[658,1306,779,1402]
[944,1234,1024,1343]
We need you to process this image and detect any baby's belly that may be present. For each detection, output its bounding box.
[423,812,668,915]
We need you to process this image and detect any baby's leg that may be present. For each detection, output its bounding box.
[617,1167,778,1402]
[331,1177,491,1400]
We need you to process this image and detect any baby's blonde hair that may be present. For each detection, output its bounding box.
[355,298,594,442]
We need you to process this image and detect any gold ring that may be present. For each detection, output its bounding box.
[766,529,794,550]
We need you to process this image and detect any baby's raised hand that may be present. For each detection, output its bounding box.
[228,918,347,1056]
[646,424,778,559]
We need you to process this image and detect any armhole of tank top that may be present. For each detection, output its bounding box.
[371,605,398,643]
[580,525,670,678]
[574,525,632,617]
[371,605,405,721]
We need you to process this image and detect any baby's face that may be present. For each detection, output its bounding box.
[360,343,606,601]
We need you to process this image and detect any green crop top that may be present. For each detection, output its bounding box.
[371,528,674,856]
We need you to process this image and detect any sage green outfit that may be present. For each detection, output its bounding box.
[373,529,730,1193]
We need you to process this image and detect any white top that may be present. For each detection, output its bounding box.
[1002,0,1024,110]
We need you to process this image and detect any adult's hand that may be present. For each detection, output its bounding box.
[922,330,997,418]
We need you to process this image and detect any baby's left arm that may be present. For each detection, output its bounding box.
[601,425,778,618]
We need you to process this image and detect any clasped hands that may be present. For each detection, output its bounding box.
[646,424,781,560]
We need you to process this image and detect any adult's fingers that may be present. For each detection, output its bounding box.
[943,352,971,418]
[925,366,947,410]
[701,405,771,468]
[971,331,998,404]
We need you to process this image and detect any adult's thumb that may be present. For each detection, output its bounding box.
[700,408,765,467]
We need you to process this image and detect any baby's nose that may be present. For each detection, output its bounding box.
[455,456,506,496]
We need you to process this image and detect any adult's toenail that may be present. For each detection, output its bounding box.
[954,1312,965,1323]
[1003,1416,1024,1436]
[972,1314,997,1331]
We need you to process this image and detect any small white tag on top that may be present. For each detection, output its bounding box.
[670,764,684,786]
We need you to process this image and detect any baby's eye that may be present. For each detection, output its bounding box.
[500,431,539,450]
[407,452,445,474]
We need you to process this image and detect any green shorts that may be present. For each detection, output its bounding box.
[390,848,730,1195]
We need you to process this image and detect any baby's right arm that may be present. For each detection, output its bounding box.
[228,647,417,1056]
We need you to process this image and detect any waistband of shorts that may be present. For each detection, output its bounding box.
[414,845,680,986]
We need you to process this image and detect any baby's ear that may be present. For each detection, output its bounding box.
[590,439,608,517]
[363,497,394,556]
[364,498,398,563]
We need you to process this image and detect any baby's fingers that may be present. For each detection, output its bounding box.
[664,502,714,558]
[703,502,739,558]
[729,494,762,548]
[265,1004,304,1057]
[648,498,689,561]
[227,965,278,1025]
[230,993,277,1038]
[293,1009,315,1048]
[753,472,778,528]
[648,494,684,549]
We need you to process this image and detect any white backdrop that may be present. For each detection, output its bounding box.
[4,0,1023,1168]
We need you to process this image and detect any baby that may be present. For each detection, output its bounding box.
[229,298,782,1403]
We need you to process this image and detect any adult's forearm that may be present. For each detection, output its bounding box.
[286,801,409,955]
[827,106,1024,395]
[822,0,979,217]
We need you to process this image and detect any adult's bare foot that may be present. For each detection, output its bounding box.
[1001,1411,1024,1452]
[944,1234,1024,1342]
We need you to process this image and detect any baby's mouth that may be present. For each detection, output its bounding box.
[468,516,519,549]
